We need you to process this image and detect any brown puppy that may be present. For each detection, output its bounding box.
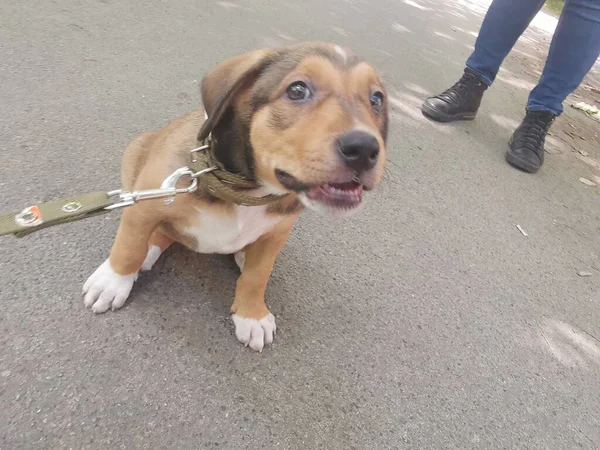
[83,42,388,352]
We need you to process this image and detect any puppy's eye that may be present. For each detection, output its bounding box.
[286,81,311,101]
[370,91,384,112]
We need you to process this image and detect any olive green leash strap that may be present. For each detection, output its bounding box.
[0,192,113,238]
[0,134,288,238]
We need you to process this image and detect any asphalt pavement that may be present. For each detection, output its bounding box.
[1,0,600,449]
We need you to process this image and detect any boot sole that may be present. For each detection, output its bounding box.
[421,102,477,123]
[505,139,540,173]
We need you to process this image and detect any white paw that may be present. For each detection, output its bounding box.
[82,259,138,313]
[141,245,162,271]
[234,251,246,272]
[231,313,276,352]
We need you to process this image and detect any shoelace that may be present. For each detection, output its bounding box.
[515,112,555,155]
[437,73,482,105]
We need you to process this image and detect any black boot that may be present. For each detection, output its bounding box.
[421,67,488,122]
[505,110,556,173]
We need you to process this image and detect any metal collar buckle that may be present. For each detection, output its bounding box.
[190,143,210,163]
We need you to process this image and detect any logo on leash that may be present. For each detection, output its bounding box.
[62,201,82,213]
[14,205,43,227]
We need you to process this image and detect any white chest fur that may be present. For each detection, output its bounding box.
[184,205,283,254]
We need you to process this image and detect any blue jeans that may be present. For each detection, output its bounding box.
[465,0,600,115]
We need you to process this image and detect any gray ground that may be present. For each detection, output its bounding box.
[1,0,600,449]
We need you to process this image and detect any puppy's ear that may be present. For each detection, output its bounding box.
[198,49,276,141]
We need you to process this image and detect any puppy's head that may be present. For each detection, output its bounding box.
[199,42,388,217]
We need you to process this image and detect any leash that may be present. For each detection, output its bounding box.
[0,130,286,238]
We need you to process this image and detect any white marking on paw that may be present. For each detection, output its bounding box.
[141,245,162,271]
[234,251,246,272]
[82,259,138,313]
[231,313,276,352]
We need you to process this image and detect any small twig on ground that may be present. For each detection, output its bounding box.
[538,323,552,350]
[516,225,528,236]
[582,329,600,344]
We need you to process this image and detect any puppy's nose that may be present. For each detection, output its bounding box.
[337,130,380,173]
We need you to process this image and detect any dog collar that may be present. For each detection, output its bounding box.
[188,135,287,207]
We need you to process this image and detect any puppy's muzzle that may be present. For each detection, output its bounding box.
[337,130,380,174]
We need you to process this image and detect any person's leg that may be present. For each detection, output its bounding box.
[466,0,546,85]
[506,0,600,173]
[527,0,600,115]
[422,0,546,122]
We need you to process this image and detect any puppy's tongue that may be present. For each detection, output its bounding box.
[306,181,363,206]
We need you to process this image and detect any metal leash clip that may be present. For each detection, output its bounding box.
[105,167,200,210]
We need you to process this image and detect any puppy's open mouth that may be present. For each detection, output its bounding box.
[275,169,365,209]
[305,181,363,208]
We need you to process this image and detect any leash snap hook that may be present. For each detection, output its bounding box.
[158,167,198,205]
[105,167,198,210]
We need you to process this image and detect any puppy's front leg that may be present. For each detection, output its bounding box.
[231,220,294,352]
[83,206,160,313]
